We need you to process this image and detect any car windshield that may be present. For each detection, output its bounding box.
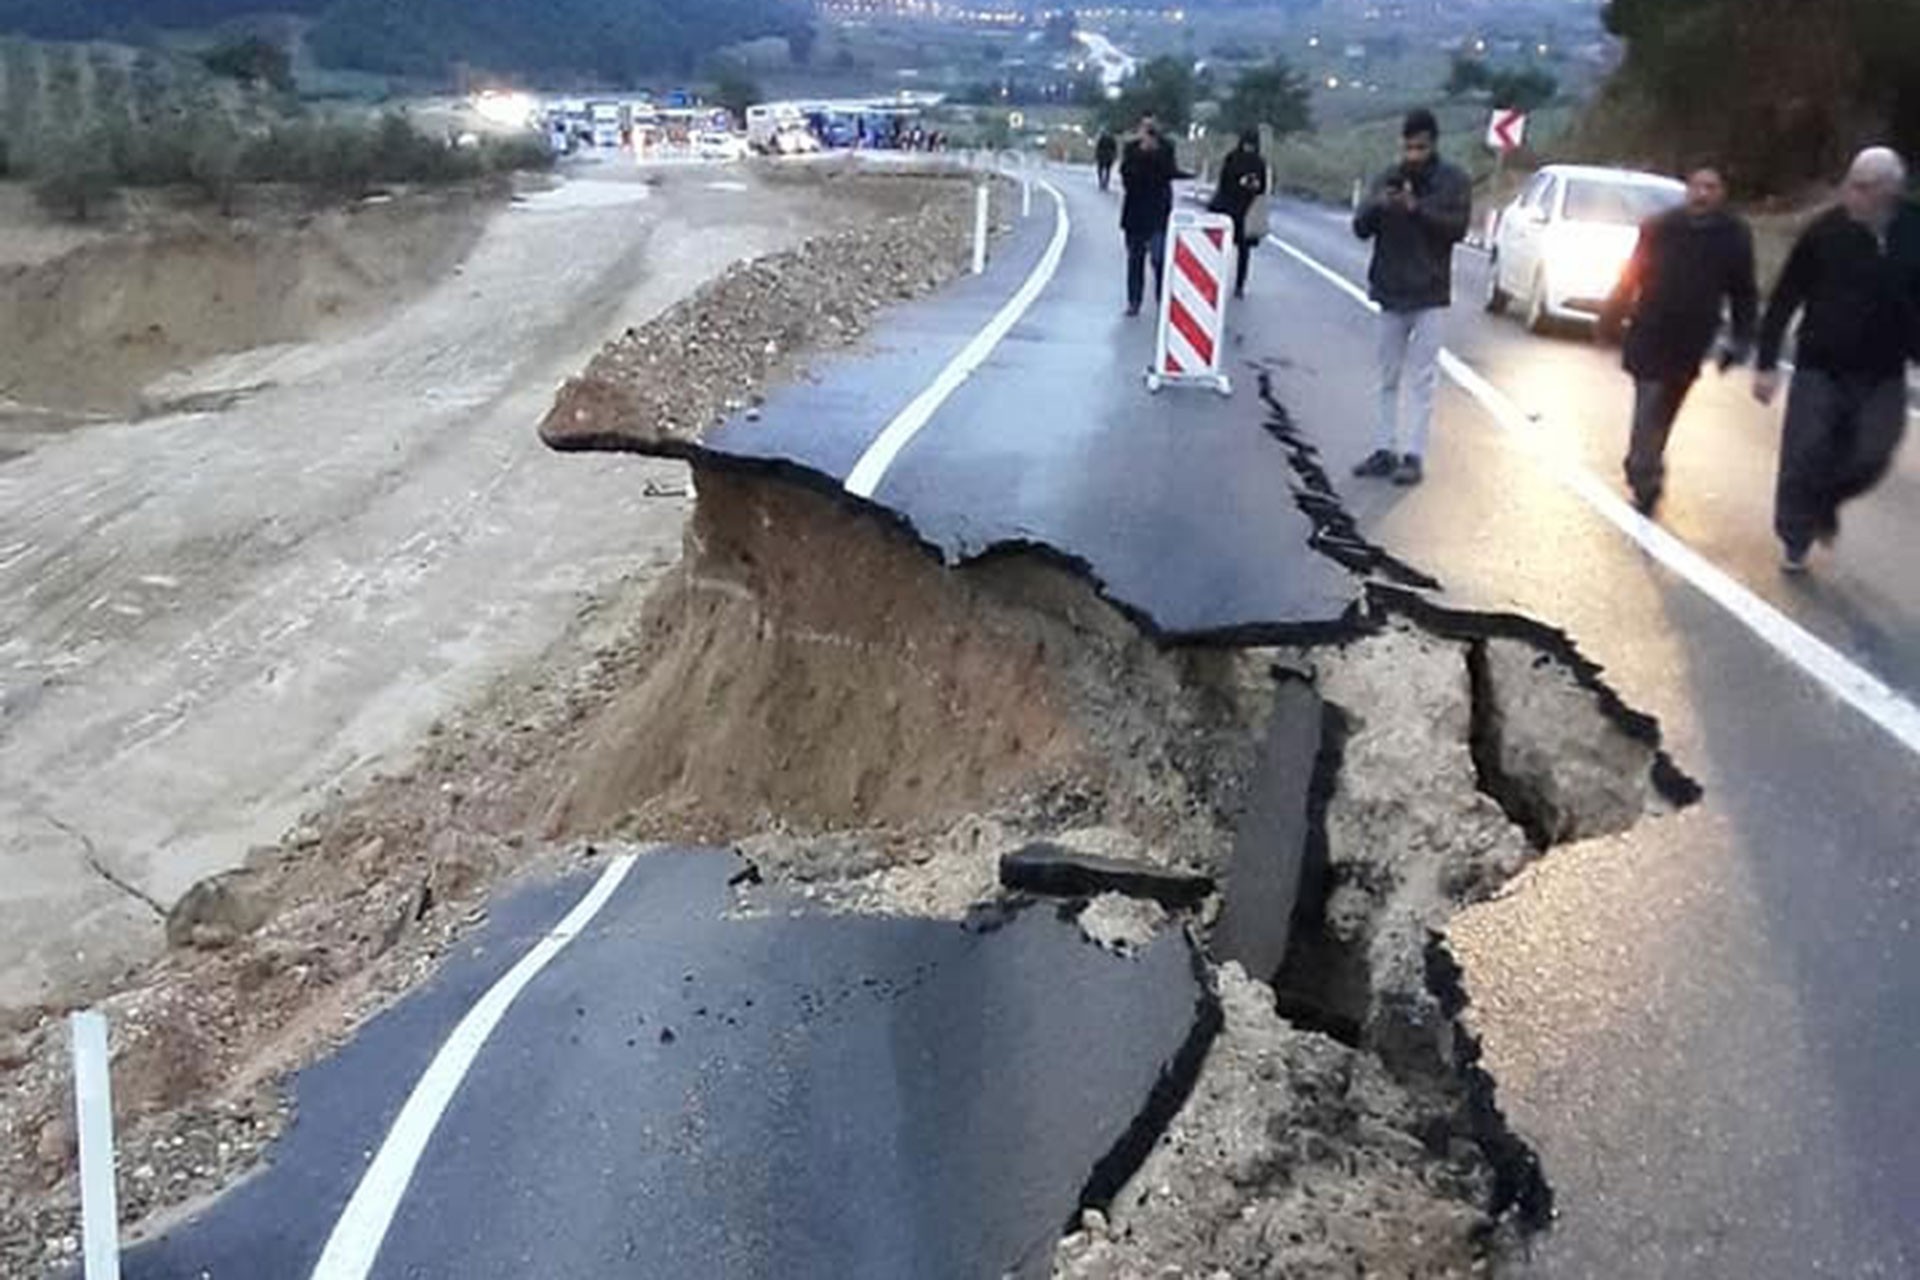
[1561,179,1684,226]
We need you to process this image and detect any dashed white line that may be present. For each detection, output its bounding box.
[1268,233,1920,758]
[310,853,639,1280]
[844,177,1073,499]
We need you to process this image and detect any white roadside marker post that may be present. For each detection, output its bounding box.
[973,183,990,275]
[71,1011,121,1280]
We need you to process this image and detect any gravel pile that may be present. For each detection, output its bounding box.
[541,173,1004,455]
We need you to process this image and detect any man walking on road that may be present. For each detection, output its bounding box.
[1095,130,1118,192]
[1600,166,1759,515]
[1209,129,1269,300]
[1755,146,1920,573]
[1351,109,1472,487]
[1120,117,1185,318]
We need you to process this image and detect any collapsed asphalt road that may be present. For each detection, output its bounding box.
[28,160,1912,1278]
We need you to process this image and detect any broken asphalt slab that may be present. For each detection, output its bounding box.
[999,843,1213,909]
[123,848,1215,1279]
[1209,675,1327,984]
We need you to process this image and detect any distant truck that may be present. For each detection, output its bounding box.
[746,103,805,153]
[588,102,622,151]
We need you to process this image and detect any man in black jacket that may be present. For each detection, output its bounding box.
[1755,147,1920,572]
[1600,166,1759,514]
[1095,130,1118,192]
[1351,109,1472,486]
[1120,118,1185,317]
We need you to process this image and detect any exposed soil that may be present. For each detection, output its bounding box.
[0,187,490,420]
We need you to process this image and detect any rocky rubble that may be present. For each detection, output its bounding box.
[541,173,1006,455]
[1054,965,1496,1280]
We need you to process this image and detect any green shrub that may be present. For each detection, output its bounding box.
[33,138,117,221]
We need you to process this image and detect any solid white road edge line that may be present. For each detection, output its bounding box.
[844,177,1072,499]
[310,854,640,1280]
[1266,234,1920,758]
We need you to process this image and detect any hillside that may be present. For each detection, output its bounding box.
[1592,0,1918,193]
[1,35,275,156]
[308,0,807,82]
[0,0,809,85]
[0,0,327,42]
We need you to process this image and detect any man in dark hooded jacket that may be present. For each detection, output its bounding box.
[1599,165,1759,514]
[1120,118,1187,316]
[1095,130,1118,191]
[1209,128,1269,299]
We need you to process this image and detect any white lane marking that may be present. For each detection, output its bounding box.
[845,178,1073,499]
[1267,234,1920,758]
[1267,236,1378,313]
[310,854,639,1280]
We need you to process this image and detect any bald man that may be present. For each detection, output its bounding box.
[1756,147,1920,572]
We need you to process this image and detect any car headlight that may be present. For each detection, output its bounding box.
[1544,227,1633,291]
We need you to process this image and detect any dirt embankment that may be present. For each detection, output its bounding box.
[0,187,489,420]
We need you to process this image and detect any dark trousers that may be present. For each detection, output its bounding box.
[1097,160,1113,191]
[1775,369,1908,552]
[1234,241,1252,297]
[1624,375,1696,501]
[1126,229,1166,312]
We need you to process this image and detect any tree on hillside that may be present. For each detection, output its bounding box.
[707,62,761,123]
[1097,56,1197,135]
[1446,57,1556,112]
[1445,55,1489,98]
[202,34,294,93]
[789,24,817,67]
[1042,11,1078,51]
[33,130,117,222]
[1600,0,1918,192]
[1217,59,1312,138]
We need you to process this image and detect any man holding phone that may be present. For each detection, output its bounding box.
[1351,109,1472,486]
[1120,114,1187,317]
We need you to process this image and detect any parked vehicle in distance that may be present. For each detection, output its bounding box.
[1487,164,1688,334]
[695,131,749,162]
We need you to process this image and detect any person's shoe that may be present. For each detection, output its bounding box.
[1391,454,1424,486]
[1781,543,1811,575]
[1815,507,1841,546]
[1631,484,1662,517]
[1125,305,1141,317]
[1352,449,1397,479]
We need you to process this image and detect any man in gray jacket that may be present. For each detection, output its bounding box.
[1351,109,1472,486]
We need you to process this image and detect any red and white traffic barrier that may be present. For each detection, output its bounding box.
[1147,210,1234,396]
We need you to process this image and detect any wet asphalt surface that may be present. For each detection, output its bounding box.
[111,165,1919,1277]
[1253,192,1919,1277]
[123,851,1208,1279]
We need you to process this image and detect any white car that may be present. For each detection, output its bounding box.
[1486,164,1687,333]
[772,127,821,156]
[695,131,750,162]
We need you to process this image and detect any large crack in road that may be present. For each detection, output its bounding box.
[0,167,1705,1276]
[579,458,1698,1276]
